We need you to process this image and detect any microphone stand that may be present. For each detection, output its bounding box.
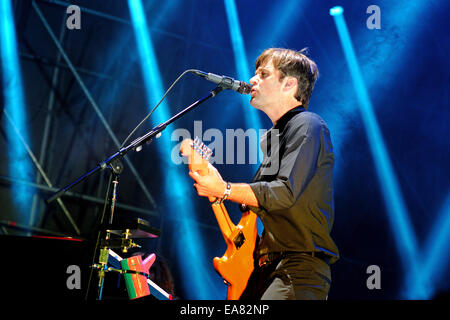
[46,85,224,300]
[47,85,224,205]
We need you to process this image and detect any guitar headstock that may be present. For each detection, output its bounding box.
[180,137,212,173]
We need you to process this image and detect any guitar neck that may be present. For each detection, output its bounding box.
[180,138,236,240]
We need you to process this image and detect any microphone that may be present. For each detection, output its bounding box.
[192,70,252,94]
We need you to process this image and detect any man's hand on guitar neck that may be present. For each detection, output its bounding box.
[189,163,260,207]
[189,163,226,199]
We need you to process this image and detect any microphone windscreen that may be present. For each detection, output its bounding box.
[239,82,252,94]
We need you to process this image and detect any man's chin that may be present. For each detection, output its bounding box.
[249,99,260,110]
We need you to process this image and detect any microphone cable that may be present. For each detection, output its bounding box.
[119,69,199,149]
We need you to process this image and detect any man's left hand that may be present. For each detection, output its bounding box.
[189,163,227,199]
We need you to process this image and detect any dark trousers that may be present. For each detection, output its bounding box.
[240,253,331,300]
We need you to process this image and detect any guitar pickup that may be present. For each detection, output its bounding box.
[233,230,246,250]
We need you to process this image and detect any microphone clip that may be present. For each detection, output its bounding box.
[192,70,252,95]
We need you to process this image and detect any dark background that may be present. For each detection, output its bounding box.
[0,0,449,300]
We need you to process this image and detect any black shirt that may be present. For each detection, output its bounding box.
[248,106,339,264]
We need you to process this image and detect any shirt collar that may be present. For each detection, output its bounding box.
[274,105,306,131]
[259,105,306,153]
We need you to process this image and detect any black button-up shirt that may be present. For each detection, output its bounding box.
[248,106,339,264]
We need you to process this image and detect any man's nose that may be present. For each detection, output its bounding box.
[250,76,257,85]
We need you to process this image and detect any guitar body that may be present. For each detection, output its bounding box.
[180,138,258,300]
[212,206,257,300]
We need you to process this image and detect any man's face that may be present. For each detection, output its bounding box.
[249,58,284,110]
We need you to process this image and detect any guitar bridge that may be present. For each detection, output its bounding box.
[233,230,246,250]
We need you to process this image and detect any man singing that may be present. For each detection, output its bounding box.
[189,48,339,300]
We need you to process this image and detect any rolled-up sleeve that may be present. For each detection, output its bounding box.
[248,114,322,214]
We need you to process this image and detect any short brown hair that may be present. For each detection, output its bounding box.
[255,48,319,108]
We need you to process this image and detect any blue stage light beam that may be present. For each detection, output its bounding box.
[224,0,262,132]
[406,192,450,299]
[249,0,305,58]
[0,0,35,218]
[320,2,436,177]
[330,7,420,272]
[329,6,344,16]
[127,0,220,299]
[224,0,265,235]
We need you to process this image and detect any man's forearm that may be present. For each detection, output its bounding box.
[227,183,259,207]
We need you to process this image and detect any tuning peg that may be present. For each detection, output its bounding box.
[193,136,200,148]
[205,149,212,161]
[193,137,200,152]
[191,136,213,160]
[201,145,207,156]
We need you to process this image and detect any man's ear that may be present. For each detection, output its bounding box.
[283,76,298,92]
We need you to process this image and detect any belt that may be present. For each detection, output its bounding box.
[257,251,331,267]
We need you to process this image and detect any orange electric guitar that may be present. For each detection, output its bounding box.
[180,138,258,300]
